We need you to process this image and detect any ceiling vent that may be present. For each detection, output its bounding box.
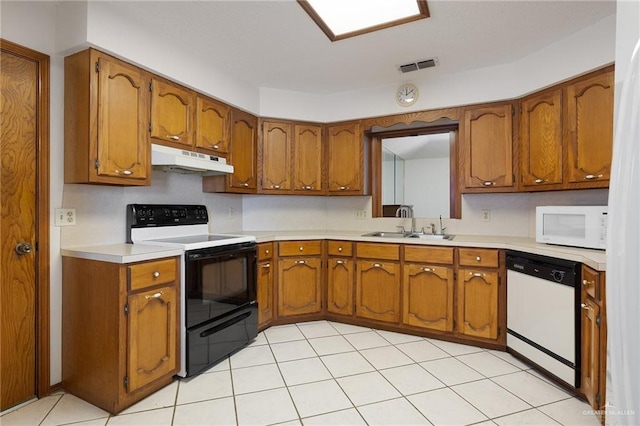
[399,58,437,73]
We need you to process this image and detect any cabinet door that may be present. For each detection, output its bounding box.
[261,121,292,191]
[355,260,400,323]
[293,124,323,193]
[257,260,274,328]
[326,123,363,194]
[195,96,230,155]
[403,263,454,332]
[520,90,563,188]
[95,55,149,182]
[327,257,354,316]
[278,258,322,316]
[127,285,178,392]
[565,71,613,185]
[456,269,498,339]
[462,104,515,190]
[581,297,600,409]
[229,109,258,191]
[150,78,195,147]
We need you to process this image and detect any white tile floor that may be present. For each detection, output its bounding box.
[1,321,602,426]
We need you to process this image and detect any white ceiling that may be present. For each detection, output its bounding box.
[106,0,616,95]
[383,133,451,159]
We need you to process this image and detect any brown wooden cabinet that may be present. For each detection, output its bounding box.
[261,121,292,192]
[461,102,517,192]
[150,78,195,148]
[325,121,365,194]
[195,96,230,156]
[565,70,614,187]
[581,265,607,416]
[355,243,400,323]
[293,124,323,193]
[326,241,354,316]
[456,268,499,340]
[203,108,258,193]
[402,246,455,332]
[62,256,180,414]
[64,48,150,185]
[277,241,323,317]
[520,89,564,189]
[257,243,275,329]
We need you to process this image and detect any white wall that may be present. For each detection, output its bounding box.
[404,158,449,219]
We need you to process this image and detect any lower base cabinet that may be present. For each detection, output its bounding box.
[355,243,401,323]
[456,268,499,339]
[403,263,455,332]
[327,256,354,315]
[277,241,323,317]
[62,256,180,414]
[257,243,275,329]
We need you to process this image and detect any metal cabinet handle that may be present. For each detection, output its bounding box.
[262,263,271,268]
[299,246,304,251]
[153,271,160,278]
[339,186,349,190]
[336,260,346,265]
[582,279,592,287]
[373,263,382,268]
[210,144,220,150]
[476,256,481,262]
[422,267,434,272]
[167,135,181,141]
[272,185,281,189]
[471,272,486,277]
[265,249,270,255]
[482,181,495,187]
[15,242,32,255]
[534,178,548,184]
[115,169,133,176]
[145,291,164,299]
[303,185,313,190]
[585,174,603,180]
[581,303,592,310]
[241,182,249,187]
[338,247,343,252]
[295,260,306,265]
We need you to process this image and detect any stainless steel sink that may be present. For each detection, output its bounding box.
[406,233,455,240]
[361,231,409,238]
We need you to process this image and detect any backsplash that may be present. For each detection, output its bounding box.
[61,170,609,247]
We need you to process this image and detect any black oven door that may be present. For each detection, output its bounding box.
[184,241,257,329]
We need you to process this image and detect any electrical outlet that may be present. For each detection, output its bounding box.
[481,209,491,222]
[355,209,367,220]
[228,207,235,219]
[54,208,77,226]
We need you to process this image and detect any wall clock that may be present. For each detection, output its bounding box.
[396,83,419,107]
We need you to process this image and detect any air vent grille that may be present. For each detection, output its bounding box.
[399,58,437,73]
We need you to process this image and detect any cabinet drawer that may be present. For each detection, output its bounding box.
[327,240,353,257]
[258,242,273,261]
[582,265,601,301]
[128,258,177,292]
[356,243,400,260]
[404,246,454,264]
[458,248,499,268]
[279,240,322,257]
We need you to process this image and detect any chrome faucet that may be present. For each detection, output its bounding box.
[395,205,415,233]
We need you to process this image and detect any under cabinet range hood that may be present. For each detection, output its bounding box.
[151,143,234,175]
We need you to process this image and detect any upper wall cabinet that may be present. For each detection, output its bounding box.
[64,49,150,186]
[565,69,614,187]
[461,102,517,192]
[195,96,230,156]
[519,89,564,189]
[150,78,195,148]
[325,121,366,195]
[258,120,324,194]
[203,108,258,194]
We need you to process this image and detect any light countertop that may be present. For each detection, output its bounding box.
[61,244,183,264]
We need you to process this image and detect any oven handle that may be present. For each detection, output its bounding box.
[199,311,252,338]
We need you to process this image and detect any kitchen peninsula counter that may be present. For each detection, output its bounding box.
[61,244,183,264]
[239,230,607,271]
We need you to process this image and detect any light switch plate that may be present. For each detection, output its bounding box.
[55,208,77,226]
[481,209,491,222]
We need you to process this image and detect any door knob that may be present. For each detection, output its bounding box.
[15,242,32,255]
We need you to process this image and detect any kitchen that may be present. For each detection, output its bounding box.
[1,0,638,425]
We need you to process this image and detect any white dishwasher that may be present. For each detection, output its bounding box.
[506,251,581,388]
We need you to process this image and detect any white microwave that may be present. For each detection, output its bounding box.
[536,206,608,250]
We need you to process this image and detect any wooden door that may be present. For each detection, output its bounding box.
[228,109,258,191]
[327,257,354,316]
[195,96,230,155]
[261,121,292,191]
[95,54,149,181]
[293,124,323,193]
[128,285,178,392]
[257,260,274,328]
[278,258,322,316]
[581,297,600,408]
[462,104,515,190]
[403,263,454,332]
[355,260,400,323]
[1,42,49,411]
[520,89,563,188]
[326,123,363,194]
[456,269,499,339]
[565,70,613,185]
[150,78,195,147]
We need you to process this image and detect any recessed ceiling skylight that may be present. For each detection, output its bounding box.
[298,0,429,41]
